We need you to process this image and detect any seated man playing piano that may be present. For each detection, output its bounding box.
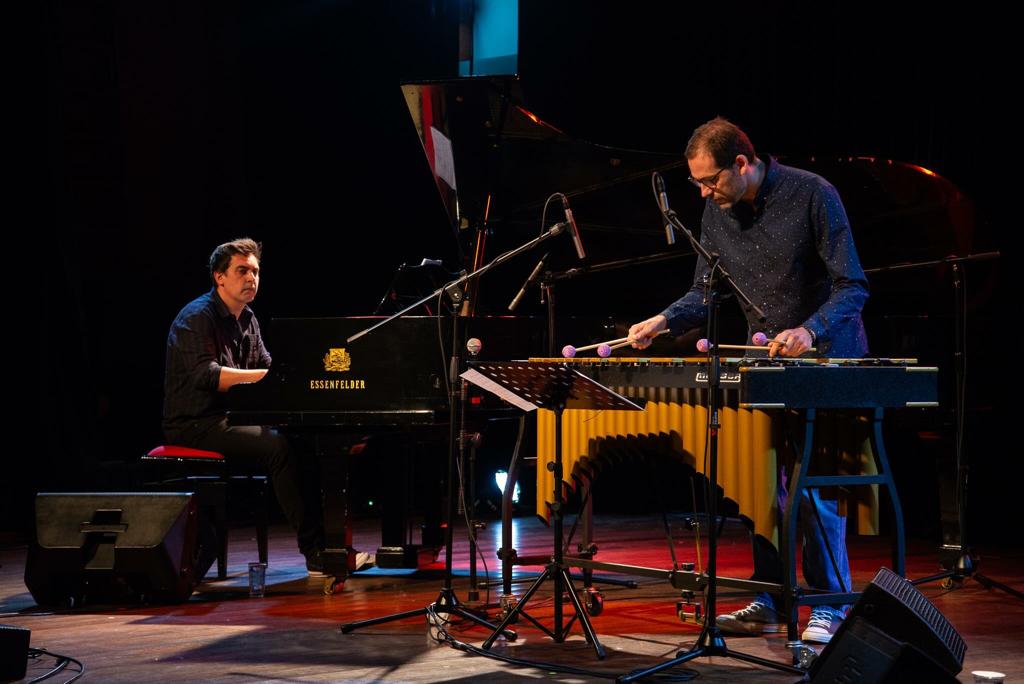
[162,237,327,575]
[629,118,869,643]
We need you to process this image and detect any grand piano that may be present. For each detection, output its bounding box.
[229,75,976,587]
[228,315,546,584]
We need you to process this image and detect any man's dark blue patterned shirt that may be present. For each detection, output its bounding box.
[660,155,869,357]
[162,288,272,442]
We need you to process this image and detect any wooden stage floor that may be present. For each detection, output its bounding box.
[2,515,1021,683]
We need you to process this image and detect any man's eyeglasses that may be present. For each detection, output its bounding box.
[688,166,728,191]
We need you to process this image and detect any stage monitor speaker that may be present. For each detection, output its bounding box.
[24,492,209,606]
[810,566,966,683]
[0,624,30,682]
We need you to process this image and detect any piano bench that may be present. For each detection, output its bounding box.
[142,445,269,582]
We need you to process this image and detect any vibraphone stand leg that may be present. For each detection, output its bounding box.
[780,408,912,643]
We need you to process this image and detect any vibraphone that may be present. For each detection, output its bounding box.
[533,357,934,540]
[529,355,938,637]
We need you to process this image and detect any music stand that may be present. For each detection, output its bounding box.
[462,361,645,659]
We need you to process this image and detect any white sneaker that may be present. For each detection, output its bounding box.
[801,608,842,643]
[354,552,375,572]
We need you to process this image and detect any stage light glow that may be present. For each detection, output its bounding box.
[494,469,520,503]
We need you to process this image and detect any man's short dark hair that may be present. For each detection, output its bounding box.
[209,238,261,283]
[685,117,757,168]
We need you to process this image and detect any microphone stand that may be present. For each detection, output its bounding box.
[869,252,1018,599]
[340,219,572,637]
[621,195,803,681]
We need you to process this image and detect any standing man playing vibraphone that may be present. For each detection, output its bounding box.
[628,117,870,644]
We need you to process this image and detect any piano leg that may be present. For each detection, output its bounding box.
[319,444,354,593]
[376,439,443,569]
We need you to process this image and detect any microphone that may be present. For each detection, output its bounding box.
[655,173,675,245]
[562,195,586,260]
[508,253,549,312]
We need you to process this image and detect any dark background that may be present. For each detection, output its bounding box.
[18,2,1008,550]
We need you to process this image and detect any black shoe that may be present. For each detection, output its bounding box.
[305,549,327,577]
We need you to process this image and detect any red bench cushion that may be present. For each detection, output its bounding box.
[146,445,225,460]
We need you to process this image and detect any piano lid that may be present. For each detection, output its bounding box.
[401,76,685,238]
[784,156,973,268]
[401,76,976,323]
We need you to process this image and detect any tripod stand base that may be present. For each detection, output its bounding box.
[482,564,606,659]
[617,626,805,683]
[340,587,518,640]
[913,552,1024,599]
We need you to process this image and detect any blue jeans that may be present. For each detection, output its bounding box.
[752,479,851,620]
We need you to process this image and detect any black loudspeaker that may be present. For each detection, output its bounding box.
[0,624,30,682]
[810,567,966,683]
[24,492,209,606]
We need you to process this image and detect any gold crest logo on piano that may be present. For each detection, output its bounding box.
[323,348,352,372]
